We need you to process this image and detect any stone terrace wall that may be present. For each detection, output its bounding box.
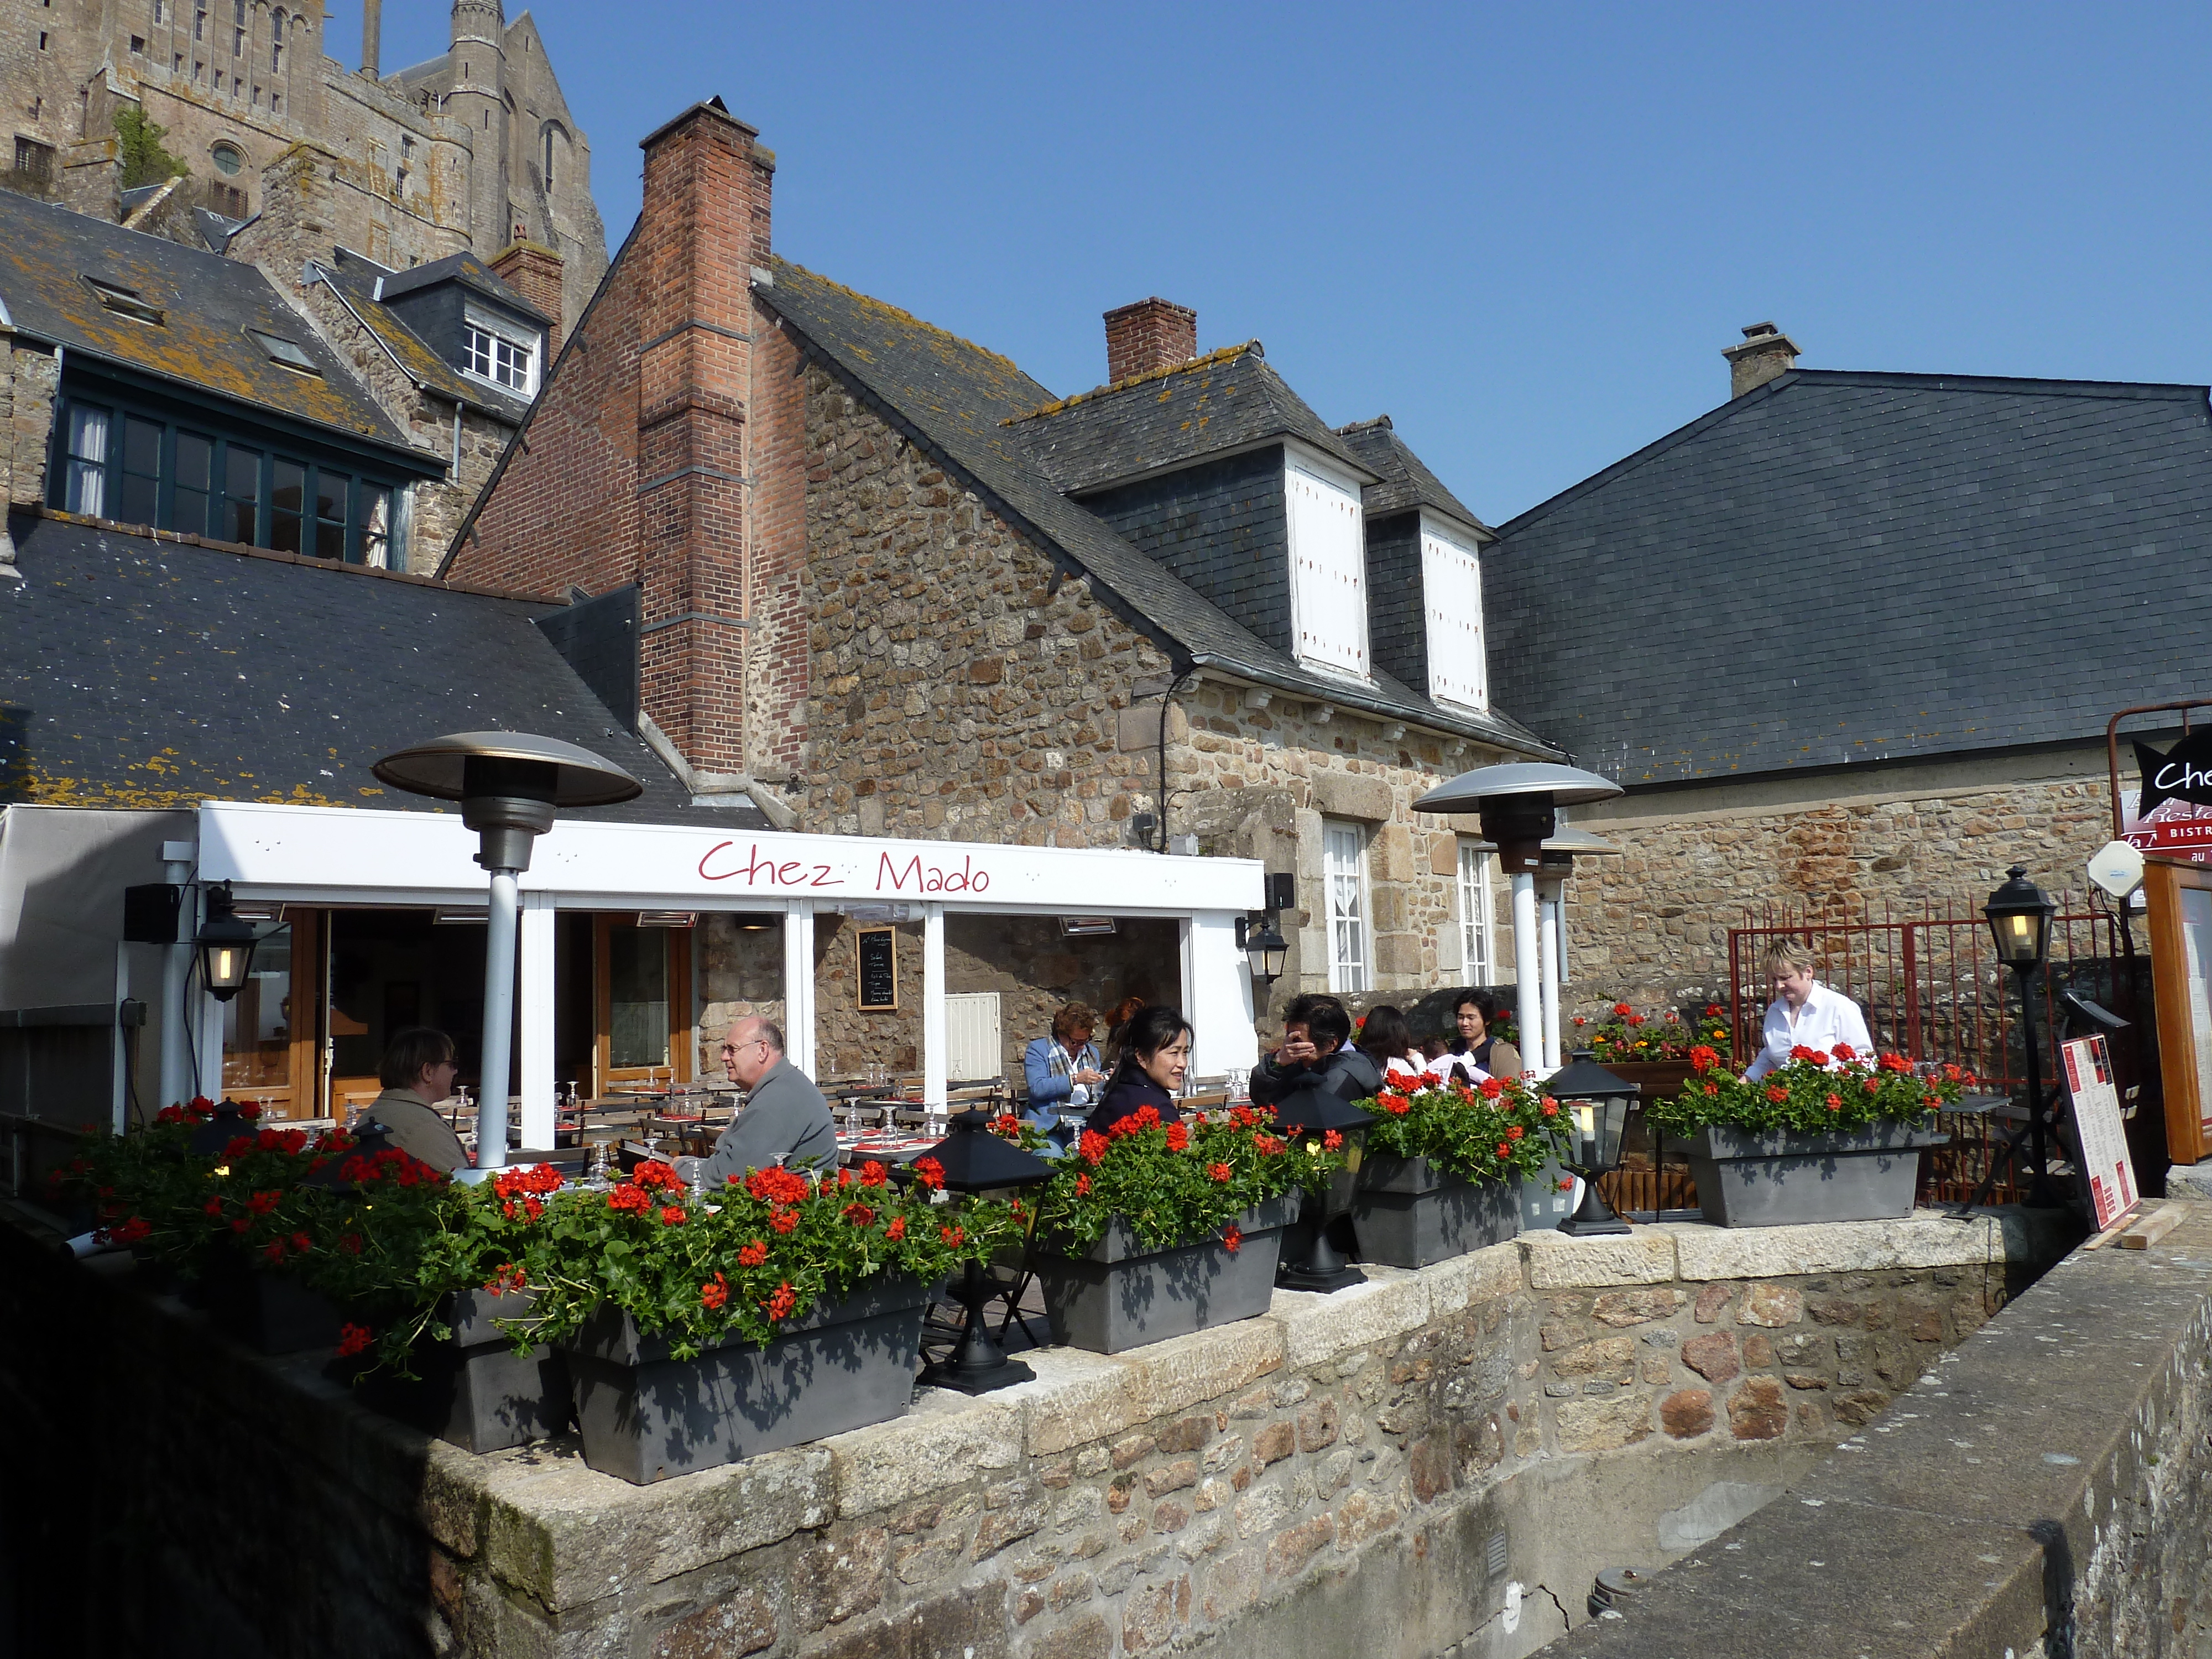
[0,1202,2073,1659]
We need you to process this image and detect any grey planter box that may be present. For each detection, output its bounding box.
[1350,1157,1520,1267]
[1033,1197,1291,1355]
[197,1248,341,1354]
[1681,1121,1949,1228]
[563,1275,931,1485]
[363,1288,571,1454]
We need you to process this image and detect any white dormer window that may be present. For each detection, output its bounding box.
[1285,455,1370,680]
[1421,515,1489,712]
[463,304,539,395]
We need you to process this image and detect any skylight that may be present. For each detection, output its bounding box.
[247,328,322,376]
[82,276,165,326]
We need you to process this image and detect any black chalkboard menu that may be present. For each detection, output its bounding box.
[857,927,898,1011]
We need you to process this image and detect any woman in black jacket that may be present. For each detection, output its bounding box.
[1086,1005,1194,1137]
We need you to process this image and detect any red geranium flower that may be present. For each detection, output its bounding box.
[1765,1084,1788,1103]
[660,1206,687,1227]
[1222,1225,1242,1254]
[1207,1162,1232,1183]
[940,1224,964,1248]
[1825,1094,1843,1111]
[769,1207,799,1234]
[1078,1130,1109,1165]
[1613,1002,1632,1018]
[1074,1173,1092,1196]
[860,1161,889,1188]
[737,1239,769,1267]
[1479,1077,1505,1100]
[701,1272,729,1311]
[843,1201,877,1227]
[339,1232,363,1255]
[1833,1042,1858,1061]
[885,1217,906,1241]
[335,1323,373,1358]
[764,1282,796,1321]
[1165,1123,1190,1153]
[912,1157,946,1192]
[1322,1130,1343,1150]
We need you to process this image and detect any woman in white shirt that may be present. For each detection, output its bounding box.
[1744,942,1874,1081]
[1354,1005,1428,1084]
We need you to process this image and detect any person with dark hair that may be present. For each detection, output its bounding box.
[1086,1005,1194,1136]
[1022,1001,1105,1139]
[700,1014,839,1185]
[1355,1005,1425,1083]
[1250,993,1384,1106]
[1429,989,1522,1082]
[1100,995,1147,1067]
[365,1026,468,1172]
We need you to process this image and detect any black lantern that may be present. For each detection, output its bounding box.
[373,732,642,1175]
[916,1108,1056,1394]
[1270,1082,1374,1293]
[195,882,258,1004]
[1237,913,1289,987]
[1984,865,2064,1207]
[1547,1052,1636,1237]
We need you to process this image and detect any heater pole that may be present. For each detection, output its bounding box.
[1512,872,1541,1076]
[477,867,520,1171]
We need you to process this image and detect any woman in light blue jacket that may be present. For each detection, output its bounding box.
[1022,1002,1104,1146]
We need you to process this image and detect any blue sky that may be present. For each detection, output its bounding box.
[351,2,2212,522]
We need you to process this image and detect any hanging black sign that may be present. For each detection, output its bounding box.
[2135,731,2212,816]
[857,927,898,1011]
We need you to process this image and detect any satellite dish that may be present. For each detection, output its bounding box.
[2086,839,2145,901]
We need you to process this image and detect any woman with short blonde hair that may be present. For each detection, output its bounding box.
[1745,940,1871,1081]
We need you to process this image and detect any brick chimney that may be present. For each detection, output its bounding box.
[489,238,565,354]
[1104,298,1197,383]
[1723,321,1801,398]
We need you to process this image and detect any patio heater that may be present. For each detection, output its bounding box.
[916,1109,1056,1393]
[1984,864,2063,1208]
[372,733,642,1176]
[1413,764,1623,1076]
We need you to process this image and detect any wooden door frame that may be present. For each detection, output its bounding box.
[2145,857,2212,1165]
[592,915,693,1094]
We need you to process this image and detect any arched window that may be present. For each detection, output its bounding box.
[541,121,570,195]
[541,123,557,190]
[269,9,282,72]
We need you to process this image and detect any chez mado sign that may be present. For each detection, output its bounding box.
[2124,729,2212,863]
[195,801,1262,915]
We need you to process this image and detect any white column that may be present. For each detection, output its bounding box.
[781,901,816,1077]
[518,893,557,1151]
[474,868,520,1171]
[1511,871,1542,1078]
[196,981,225,1104]
[158,843,195,1110]
[922,903,946,1108]
[1183,910,1260,1079]
[112,943,131,1133]
[1536,889,1562,1070]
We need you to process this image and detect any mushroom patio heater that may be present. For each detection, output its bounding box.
[1271,1081,1374,1292]
[916,1109,1056,1394]
[1547,1052,1637,1236]
[372,733,642,1176]
[1984,864,2063,1208]
[1413,764,1623,1076]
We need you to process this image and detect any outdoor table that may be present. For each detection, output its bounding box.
[837,1133,942,1167]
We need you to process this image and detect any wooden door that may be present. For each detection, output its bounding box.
[2145,858,2212,1164]
[217,909,322,1119]
[594,917,692,1095]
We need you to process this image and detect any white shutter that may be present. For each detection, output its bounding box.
[944,992,1003,1082]
[1422,519,1488,712]
[1286,463,1369,679]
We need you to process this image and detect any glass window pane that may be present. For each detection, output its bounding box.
[119,471,157,525]
[353,483,390,569]
[64,404,108,517]
[122,416,160,477]
[269,456,304,553]
[225,444,260,542]
[176,431,212,491]
[607,927,669,1069]
[220,924,294,1106]
[315,468,347,560]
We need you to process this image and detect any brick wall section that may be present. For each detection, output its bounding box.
[1103,298,1197,383]
[1084,447,1294,659]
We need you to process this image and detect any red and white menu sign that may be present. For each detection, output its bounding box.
[2062,1035,2137,1230]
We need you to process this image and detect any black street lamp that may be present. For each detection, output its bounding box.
[195,882,258,1004]
[916,1109,1056,1394]
[1270,1082,1374,1292]
[1984,864,2064,1207]
[1237,912,1288,987]
[1548,1053,1637,1237]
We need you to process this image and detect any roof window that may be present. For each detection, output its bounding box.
[247,328,322,376]
[83,276,165,326]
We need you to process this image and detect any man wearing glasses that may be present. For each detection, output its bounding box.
[698,1015,840,1186]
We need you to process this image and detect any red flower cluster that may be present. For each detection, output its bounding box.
[1165,1123,1190,1152]
[912,1157,946,1192]
[701,1272,729,1310]
[843,1201,878,1227]
[1613,1001,1633,1017]
[769,1207,800,1234]
[1222,1224,1243,1255]
[737,1239,769,1267]
[885,1216,907,1241]
[1109,1105,1162,1140]
[1074,1172,1092,1196]
[764,1281,796,1322]
[1322,1130,1343,1151]
[493,1161,562,1222]
[743,1166,812,1204]
[1478,1077,1505,1100]
[1078,1130,1109,1165]
[1207,1162,1232,1184]
[340,1146,442,1189]
[1689,1044,1722,1073]
[859,1161,889,1189]
[633,1160,684,1193]
[1877,1052,1914,1074]
[97,1214,152,1246]
[335,1322,374,1358]
[606,1183,651,1214]
[1376,1091,1412,1117]
[940,1224,964,1248]
[660,1206,687,1227]
[482,1262,528,1295]
[1765,1084,1788,1103]
[1788,1045,1830,1065]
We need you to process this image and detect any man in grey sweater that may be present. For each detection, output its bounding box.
[699,1016,841,1187]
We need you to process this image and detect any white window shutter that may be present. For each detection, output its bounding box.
[1286,464,1369,679]
[1422,520,1488,712]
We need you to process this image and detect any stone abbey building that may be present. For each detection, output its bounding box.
[2,0,606,331]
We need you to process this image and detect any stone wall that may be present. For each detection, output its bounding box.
[0,1198,2074,1659]
[1566,756,2119,1008]
[0,327,60,564]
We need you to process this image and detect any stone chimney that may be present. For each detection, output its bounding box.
[489,238,564,355]
[1723,321,1801,398]
[362,0,381,76]
[1104,298,1197,383]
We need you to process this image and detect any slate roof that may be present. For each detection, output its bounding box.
[1008,345,1375,495]
[1334,416,1492,539]
[1486,369,2212,785]
[317,251,533,422]
[378,249,554,329]
[756,260,1554,755]
[0,510,762,827]
[0,190,416,457]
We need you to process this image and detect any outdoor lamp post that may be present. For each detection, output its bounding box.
[195,882,258,1003]
[1984,864,2063,1207]
[1237,912,1289,987]
[1270,1081,1374,1292]
[916,1108,1056,1394]
[1412,764,1623,1078]
[1547,1052,1637,1236]
[373,732,642,1177]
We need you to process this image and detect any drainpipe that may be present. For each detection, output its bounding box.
[1155,667,1196,853]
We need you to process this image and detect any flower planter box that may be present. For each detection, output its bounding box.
[1680,1122,1949,1228]
[1350,1156,1520,1268]
[562,1275,932,1485]
[360,1288,570,1454]
[196,1245,342,1354]
[1032,1197,1291,1355]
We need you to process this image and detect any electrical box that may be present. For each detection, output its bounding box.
[122,883,184,945]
